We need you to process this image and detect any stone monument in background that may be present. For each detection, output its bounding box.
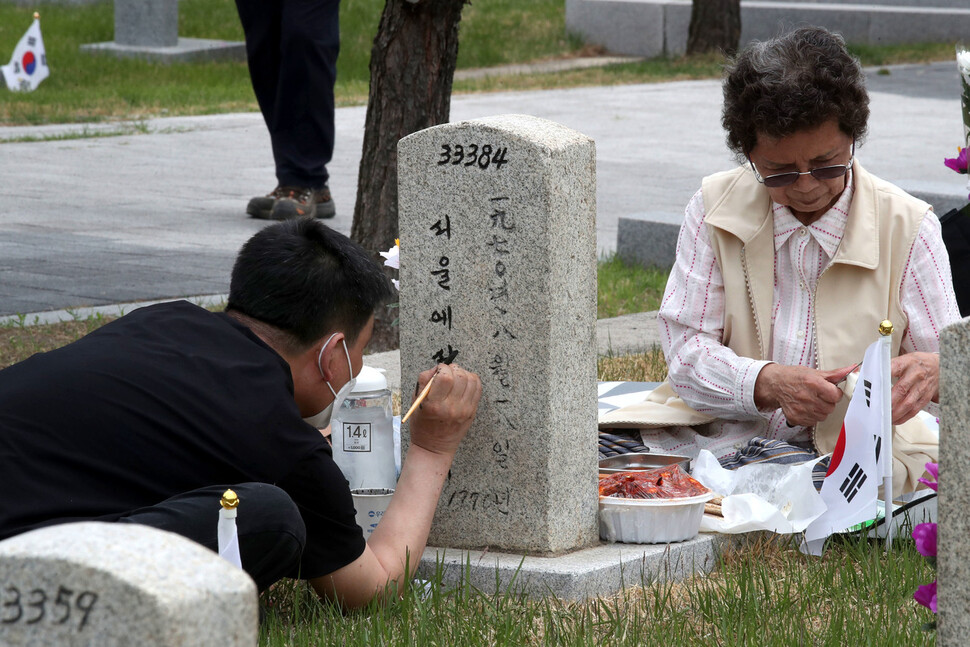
[0,522,257,646]
[398,114,598,554]
[80,0,245,63]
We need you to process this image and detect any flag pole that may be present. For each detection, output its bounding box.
[218,489,243,569]
[878,320,895,550]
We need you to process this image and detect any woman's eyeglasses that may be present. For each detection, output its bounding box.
[749,143,854,188]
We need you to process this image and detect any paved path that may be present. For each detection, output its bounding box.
[0,61,965,317]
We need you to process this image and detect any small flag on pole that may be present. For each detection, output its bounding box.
[2,13,50,92]
[803,327,892,554]
[217,489,242,569]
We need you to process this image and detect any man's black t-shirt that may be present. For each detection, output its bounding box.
[0,301,365,577]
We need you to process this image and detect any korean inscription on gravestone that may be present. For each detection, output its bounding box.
[399,115,598,553]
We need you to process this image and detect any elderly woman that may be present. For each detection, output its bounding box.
[647,27,960,492]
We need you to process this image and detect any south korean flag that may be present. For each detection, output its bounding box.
[803,337,887,553]
[2,15,50,92]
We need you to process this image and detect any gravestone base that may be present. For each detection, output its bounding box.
[80,37,246,64]
[417,535,724,600]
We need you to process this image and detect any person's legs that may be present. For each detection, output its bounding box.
[267,0,340,220]
[235,0,287,219]
[117,483,305,592]
[235,0,283,132]
[272,0,339,189]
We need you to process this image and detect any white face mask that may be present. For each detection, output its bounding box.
[309,333,356,428]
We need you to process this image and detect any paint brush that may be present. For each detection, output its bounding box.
[401,369,439,424]
[401,349,459,424]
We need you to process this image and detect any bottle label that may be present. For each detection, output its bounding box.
[341,422,372,452]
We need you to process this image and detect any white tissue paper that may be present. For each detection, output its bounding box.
[692,449,828,534]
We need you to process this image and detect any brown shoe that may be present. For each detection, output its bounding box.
[246,186,284,220]
[269,185,336,220]
[313,184,336,219]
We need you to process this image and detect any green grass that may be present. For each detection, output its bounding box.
[0,0,581,125]
[0,1,959,126]
[847,41,961,67]
[456,0,586,69]
[597,255,668,320]
[453,51,728,94]
[0,0,252,124]
[255,534,936,646]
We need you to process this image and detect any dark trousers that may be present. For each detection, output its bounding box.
[118,483,305,592]
[234,0,340,189]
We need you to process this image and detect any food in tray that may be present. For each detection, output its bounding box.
[598,464,710,499]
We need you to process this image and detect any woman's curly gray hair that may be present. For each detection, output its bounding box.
[722,26,869,161]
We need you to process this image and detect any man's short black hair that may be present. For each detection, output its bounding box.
[227,219,393,349]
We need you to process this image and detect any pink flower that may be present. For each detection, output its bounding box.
[944,147,969,174]
[914,580,938,613]
[913,522,937,558]
[918,462,938,492]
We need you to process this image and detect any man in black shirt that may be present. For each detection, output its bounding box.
[0,219,482,610]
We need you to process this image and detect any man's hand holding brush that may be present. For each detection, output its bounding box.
[406,363,481,457]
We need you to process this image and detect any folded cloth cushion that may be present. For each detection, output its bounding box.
[598,381,716,428]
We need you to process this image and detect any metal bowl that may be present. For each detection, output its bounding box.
[598,453,691,474]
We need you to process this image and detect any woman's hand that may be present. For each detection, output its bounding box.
[890,352,939,424]
[754,363,857,426]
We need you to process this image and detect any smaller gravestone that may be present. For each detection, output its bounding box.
[938,316,970,645]
[115,0,177,48]
[80,0,245,63]
[0,522,257,647]
[398,114,599,555]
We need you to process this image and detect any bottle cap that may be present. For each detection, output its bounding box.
[879,320,894,336]
[350,365,388,393]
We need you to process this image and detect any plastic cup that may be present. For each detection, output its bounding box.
[351,488,394,538]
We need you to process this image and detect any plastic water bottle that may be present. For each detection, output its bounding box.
[330,366,396,490]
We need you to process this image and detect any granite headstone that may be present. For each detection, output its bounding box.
[0,522,257,646]
[80,0,245,63]
[114,0,177,48]
[938,316,970,644]
[398,114,599,554]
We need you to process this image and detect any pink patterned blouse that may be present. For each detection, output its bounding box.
[649,172,961,460]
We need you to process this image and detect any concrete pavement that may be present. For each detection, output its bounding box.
[0,60,966,318]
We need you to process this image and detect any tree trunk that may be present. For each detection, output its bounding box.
[351,0,467,351]
[686,0,741,56]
